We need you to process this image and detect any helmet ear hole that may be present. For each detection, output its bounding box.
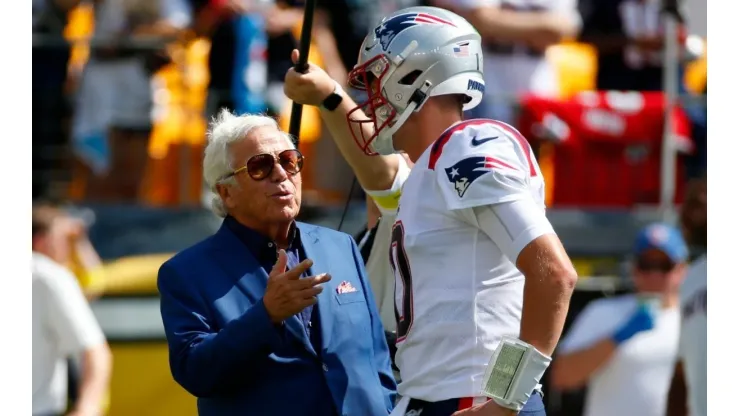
[399,70,423,85]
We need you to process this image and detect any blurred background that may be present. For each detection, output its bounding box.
[32,0,707,415]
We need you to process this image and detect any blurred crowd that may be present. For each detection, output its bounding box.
[32,0,708,415]
[32,0,707,206]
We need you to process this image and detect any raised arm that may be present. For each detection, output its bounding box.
[284,50,399,192]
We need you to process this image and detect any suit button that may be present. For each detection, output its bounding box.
[322,363,329,372]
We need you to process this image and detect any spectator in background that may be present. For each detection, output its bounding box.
[551,222,688,416]
[263,0,346,112]
[577,0,686,91]
[191,0,271,118]
[71,0,192,202]
[33,0,82,200]
[667,176,707,416]
[32,204,112,416]
[432,0,581,123]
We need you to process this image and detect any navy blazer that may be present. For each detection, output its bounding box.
[158,221,397,416]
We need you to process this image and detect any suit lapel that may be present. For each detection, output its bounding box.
[298,223,335,350]
[210,222,311,352]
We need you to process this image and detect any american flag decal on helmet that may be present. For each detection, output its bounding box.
[453,42,470,57]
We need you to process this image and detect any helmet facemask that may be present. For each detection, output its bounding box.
[348,53,430,156]
[347,54,398,156]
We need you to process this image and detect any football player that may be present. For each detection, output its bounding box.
[284,6,577,416]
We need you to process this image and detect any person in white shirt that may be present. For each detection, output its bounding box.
[32,204,112,416]
[666,176,707,416]
[550,222,689,416]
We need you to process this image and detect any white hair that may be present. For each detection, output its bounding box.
[203,109,295,217]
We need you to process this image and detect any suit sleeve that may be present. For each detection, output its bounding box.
[348,235,397,412]
[158,261,285,398]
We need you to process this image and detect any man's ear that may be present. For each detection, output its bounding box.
[216,182,233,209]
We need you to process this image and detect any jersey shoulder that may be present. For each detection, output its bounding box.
[429,119,539,210]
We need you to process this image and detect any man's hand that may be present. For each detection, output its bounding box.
[263,250,331,323]
[452,400,518,416]
[284,49,337,107]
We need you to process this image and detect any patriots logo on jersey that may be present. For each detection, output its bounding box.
[373,12,455,51]
[445,156,515,197]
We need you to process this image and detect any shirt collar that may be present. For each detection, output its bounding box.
[224,215,300,256]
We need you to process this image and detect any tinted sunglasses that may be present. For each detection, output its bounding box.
[636,258,675,273]
[225,149,304,181]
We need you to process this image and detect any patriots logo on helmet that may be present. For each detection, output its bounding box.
[374,12,456,51]
[445,156,516,197]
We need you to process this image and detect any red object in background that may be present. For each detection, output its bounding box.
[518,91,694,208]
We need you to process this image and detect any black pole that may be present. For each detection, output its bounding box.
[288,0,317,146]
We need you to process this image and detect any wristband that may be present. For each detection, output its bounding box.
[480,337,551,412]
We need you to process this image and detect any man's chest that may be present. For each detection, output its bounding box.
[396,168,461,239]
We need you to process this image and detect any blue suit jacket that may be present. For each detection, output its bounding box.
[158,221,397,416]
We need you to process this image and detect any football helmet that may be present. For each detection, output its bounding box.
[348,6,485,155]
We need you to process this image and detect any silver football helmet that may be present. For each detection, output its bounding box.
[347,6,485,156]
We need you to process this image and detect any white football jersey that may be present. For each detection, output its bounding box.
[371,119,553,401]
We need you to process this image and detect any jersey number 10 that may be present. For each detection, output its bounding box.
[390,220,414,342]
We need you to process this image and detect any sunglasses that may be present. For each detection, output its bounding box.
[225,149,304,181]
[636,259,675,273]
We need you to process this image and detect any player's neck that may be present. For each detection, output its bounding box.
[400,114,464,162]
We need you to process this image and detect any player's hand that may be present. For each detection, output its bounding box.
[263,249,331,323]
[451,400,518,416]
[284,49,337,107]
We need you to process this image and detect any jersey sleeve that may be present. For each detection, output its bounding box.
[472,198,555,263]
[364,153,412,217]
[432,120,539,211]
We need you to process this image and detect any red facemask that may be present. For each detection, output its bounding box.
[347,54,398,156]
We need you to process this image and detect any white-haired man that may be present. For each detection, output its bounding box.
[284,5,577,416]
[157,109,396,416]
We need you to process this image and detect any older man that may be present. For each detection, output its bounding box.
[157,109,397,416]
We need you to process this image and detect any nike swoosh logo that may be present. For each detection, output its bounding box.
[471,135,499,146]
[364,41,379,51]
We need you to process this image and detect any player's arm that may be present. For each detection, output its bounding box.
[284,50,399,192]
[471,201,576,358]
[435,0,580,50]
[515,234,578,356]
[666,360,689,416]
